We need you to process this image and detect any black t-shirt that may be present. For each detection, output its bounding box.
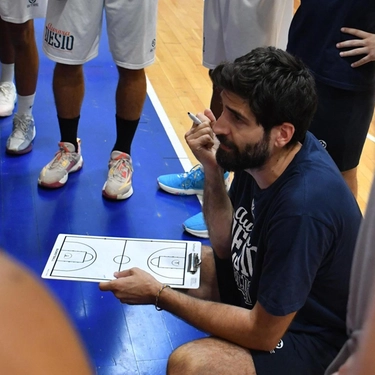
[228,132,362,346]
[287,0,375,91]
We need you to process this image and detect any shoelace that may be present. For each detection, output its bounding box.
[50,147,77,170]
[11,116,33,140]
[13,116,30,133]
[110,157,133,182]
[181,165,204,188]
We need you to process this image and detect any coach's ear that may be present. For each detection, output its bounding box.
[273,122,295,148]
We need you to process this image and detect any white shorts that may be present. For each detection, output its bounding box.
[43,0,158,69]
[0,0,47,24]
[203,0,294,69]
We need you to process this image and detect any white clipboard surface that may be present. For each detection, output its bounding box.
[42,234,201,289]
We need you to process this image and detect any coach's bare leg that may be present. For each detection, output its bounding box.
[167,337,256,375]
[187,245,221,302]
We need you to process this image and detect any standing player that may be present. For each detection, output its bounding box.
[0,0,47,154]
[287,0,375,197]
[38,0,158,200]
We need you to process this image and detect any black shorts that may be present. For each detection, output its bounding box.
[250,333,338,375]
[309,80,375,171]
[214,254,340,375]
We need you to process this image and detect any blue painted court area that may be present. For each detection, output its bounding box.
[0,19,208,374]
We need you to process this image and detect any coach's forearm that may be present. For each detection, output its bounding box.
[203,166,233,259]
[158,287,288,351]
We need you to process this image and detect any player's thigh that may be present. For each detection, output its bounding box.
[0,0,47,23]
[105,0,157,69]
[309,81,375,171]
[203,0,293,68]
[43,0,103,65]
[203,0,225,69]
[167,337,256,375]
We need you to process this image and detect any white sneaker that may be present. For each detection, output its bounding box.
[6,113,36,154]
[0,82,17,117]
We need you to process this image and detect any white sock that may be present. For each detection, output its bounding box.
[17,93,35,116]
[0,63,15,83]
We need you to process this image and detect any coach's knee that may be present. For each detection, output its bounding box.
[167,341,203,375]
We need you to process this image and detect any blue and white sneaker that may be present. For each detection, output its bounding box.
[157,164,230,195]
[183,212,208,238]
[6,113,36,154]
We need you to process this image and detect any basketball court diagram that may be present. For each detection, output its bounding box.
[42,234,201,288]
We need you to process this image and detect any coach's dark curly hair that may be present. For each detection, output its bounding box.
[210,46,318,147]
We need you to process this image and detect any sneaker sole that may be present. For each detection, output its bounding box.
[6,141,34,155]
[102,185,134,200]
[38,157,84,189]
[183,224,209,238]
[157,181,203,196]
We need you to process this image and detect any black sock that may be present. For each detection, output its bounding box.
[58,115,80,151]
[112,115,140,154]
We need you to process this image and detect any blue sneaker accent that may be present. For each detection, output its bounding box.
[157,164,205,195]
[157,164,230,195]
[183,212,208,238]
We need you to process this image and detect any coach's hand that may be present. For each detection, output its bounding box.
[99,267,162,305]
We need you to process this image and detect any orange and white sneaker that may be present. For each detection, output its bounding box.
[38,140,83,188]
[102,151,133,200]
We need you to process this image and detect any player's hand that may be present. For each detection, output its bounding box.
[337,27,375,67]
[185,109,220,168]
[99,267,162,305]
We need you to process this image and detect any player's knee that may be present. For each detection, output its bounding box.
[341,167,357,179]
[117,66,145,80]
[8,20,34,48]
[341,167,358,197]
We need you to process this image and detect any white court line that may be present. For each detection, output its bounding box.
[367,133,375,143]
[146,76,193,172]
[146,77,204,205]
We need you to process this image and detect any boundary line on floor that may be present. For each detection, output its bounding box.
[146,77,203,206]
[146,76,193,172]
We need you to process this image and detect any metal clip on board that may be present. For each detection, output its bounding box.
[187,252,201,274]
